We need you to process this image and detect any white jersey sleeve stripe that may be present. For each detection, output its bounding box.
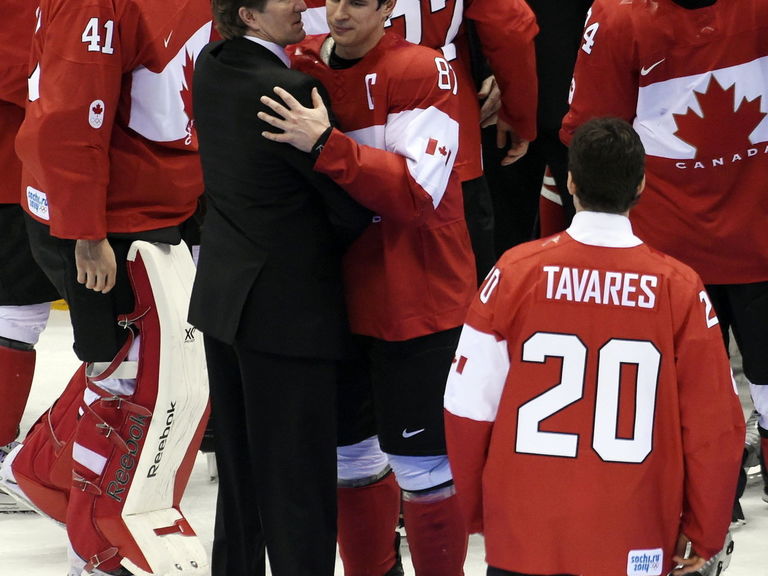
[385,106,459,208]
[444,324,509,422]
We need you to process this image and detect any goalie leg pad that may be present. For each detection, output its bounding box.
[3,364,86,523]
[0,345,36,446]
[66,241,209,575]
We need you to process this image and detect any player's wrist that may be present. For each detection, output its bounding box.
[311,125,333,160]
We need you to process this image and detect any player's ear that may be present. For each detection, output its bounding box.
[636,175,646,198]
[381,0,396,20]
[566,171,576,197]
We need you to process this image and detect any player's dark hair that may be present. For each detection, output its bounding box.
[212,0,269,40]
[568,117,645,214]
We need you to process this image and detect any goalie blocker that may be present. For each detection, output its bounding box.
[1,241,209,575]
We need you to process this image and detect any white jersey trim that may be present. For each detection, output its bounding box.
[567,212,642,248]
[386,106,458,208]
[444,324,508,422]
[128,22,212,144]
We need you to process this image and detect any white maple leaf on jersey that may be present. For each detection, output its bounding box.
[634,56,768,159]
[128,22,212,144]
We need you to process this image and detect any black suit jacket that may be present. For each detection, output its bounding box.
[189,38,370,359]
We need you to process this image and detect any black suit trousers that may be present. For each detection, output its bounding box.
[204,335,338,576]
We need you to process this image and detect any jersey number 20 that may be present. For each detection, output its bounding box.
[516,333,661,464]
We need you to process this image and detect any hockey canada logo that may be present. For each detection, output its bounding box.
[672,76,767,169]
[89,99,105,129]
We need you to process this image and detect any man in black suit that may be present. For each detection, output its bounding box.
[189,1,370,574]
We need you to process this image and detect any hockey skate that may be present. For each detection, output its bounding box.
[0,441,32,513]
[744,410,761,470]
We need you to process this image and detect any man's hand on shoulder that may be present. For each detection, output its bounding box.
[258,86,331,153]
[75,238,116,294]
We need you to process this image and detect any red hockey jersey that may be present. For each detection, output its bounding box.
[301,0,538,182]
[445,212,744,576]
[15,0,214,240]
[0,0,36,204]
[561,0,768,284]
[292,32,475,341]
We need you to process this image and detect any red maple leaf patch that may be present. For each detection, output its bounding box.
[673,76,766,159]
[92,103,103,115]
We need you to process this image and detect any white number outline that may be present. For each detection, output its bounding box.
[581,8,599,55]
[82,17,115,54]
[435,57,458,94]
[516,333,661,464]
[479,267,501,304]
[698,290,719,328]
[516,333,585,458]
[386,0,463,62]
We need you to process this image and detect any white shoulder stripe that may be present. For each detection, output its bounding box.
[386,106,459,208]
[444,324,509,422]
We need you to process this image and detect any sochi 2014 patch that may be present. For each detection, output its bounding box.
[26,185,49,221]
[627,548,663,576]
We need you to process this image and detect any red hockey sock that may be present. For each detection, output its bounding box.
[402,491,468,576]
[338,471,401,576]
[0,346,36,446]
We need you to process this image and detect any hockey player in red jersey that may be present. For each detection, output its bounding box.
[301,0,539,284]
[258,1,476,574]
[0,0,61,513]
[0,0,215,574]
[445,117,745,576]
[561,0,768,518]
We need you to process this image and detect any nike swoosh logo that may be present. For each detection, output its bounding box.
[640,58,665,76]
[402,428,426,439]
[163,31,173,48]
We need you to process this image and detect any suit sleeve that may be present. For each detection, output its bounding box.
[465,0,539,141]
[313,52,460,225]
[559,0,639,145]
[15,1,123,239]
[281,80,373,244]
[444,266,510,534]
[673,277,745,560]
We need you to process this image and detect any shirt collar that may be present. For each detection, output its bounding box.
[244,35,291,68]
[566,211,643,248]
